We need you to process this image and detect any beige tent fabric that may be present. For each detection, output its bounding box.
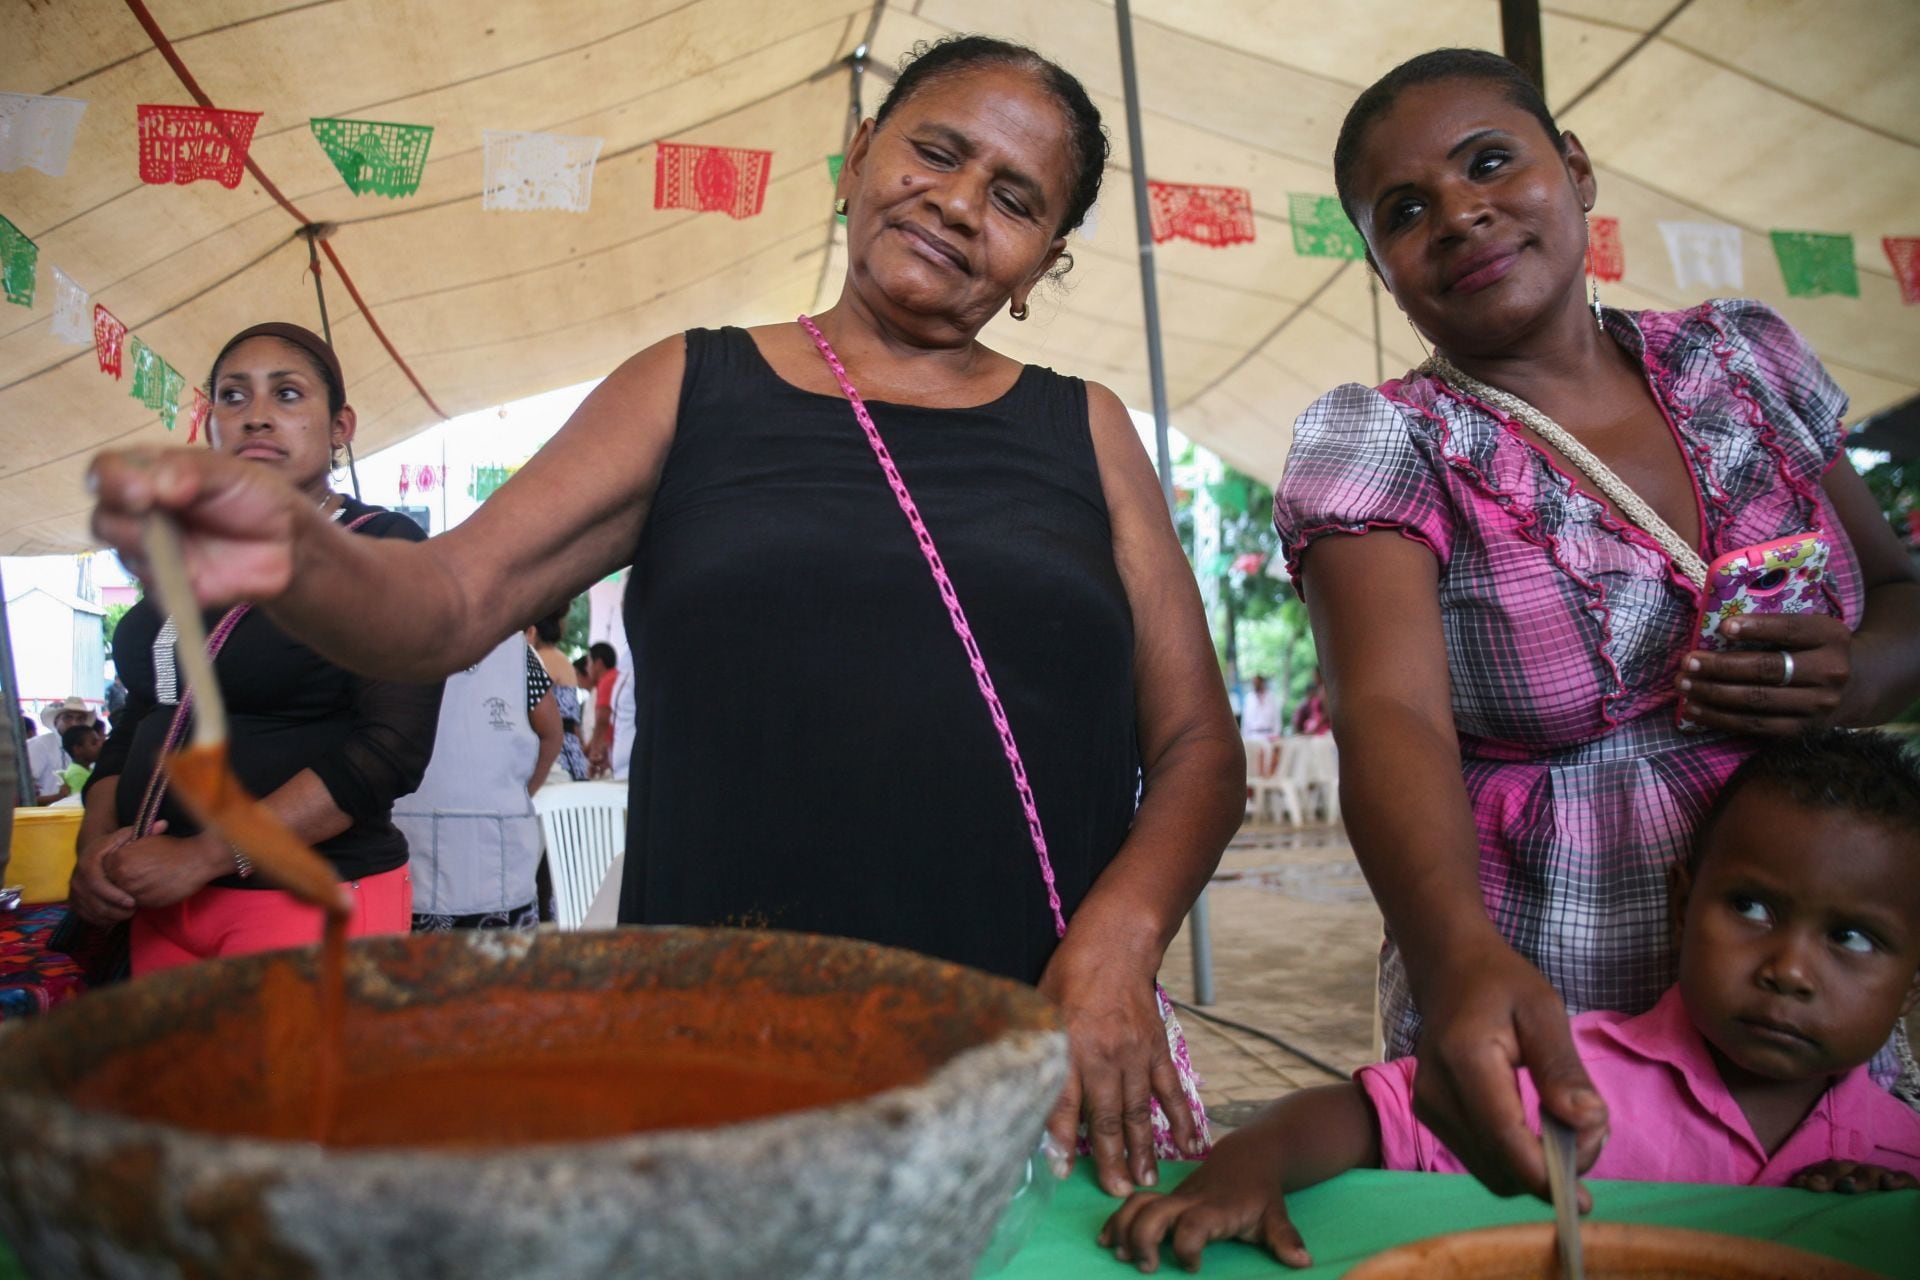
[3,0,1915,553]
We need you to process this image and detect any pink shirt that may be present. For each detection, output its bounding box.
[1357,987,1920,1186]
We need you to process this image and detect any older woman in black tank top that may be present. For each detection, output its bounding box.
[89,37,1244,1197]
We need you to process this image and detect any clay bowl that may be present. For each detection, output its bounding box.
[0,927,1068,1280]
[1346,1222,1878,1278]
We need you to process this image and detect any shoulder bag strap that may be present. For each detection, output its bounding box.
[795,315,1069,939]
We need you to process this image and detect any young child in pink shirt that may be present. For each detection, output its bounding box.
[1102,729,1920,1273]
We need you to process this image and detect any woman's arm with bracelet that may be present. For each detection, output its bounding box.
[106,672,443,905]
[1301,531,1607,1200]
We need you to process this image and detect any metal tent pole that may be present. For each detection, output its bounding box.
[1501,0,1546,90]
[1115,0,1175,511]
[1116,0,1213,1005]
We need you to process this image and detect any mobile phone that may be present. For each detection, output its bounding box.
[1679,530,1832,732]
[1693,530,1833,653]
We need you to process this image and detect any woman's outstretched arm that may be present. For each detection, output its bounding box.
[90,337,688,681]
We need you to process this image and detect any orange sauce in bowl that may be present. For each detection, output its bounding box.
[83,750,943,1151]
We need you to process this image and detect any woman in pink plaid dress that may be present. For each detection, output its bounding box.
[1273,49,1920,1201]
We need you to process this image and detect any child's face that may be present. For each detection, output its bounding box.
[1678,789,1920,1083]
[71,731,102,766]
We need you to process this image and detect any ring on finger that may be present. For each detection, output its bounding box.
[1777,651,1796,688]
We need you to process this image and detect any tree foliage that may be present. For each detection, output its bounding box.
[101,602,132,646]
[1175,457,1319,707]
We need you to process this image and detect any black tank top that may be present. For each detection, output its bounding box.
[616,326,1139,984]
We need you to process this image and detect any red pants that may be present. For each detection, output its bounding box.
[130,865,411,977]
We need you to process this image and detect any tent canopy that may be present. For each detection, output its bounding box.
[4,0,1916,553]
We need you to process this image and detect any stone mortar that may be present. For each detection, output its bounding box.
[0,927,1068,1279]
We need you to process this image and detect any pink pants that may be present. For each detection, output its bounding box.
[130,865,412,976]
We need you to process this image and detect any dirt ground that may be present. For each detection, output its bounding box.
[1155,821,1379,1130]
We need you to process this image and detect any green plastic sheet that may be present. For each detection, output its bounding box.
[999,1163,1914,1278]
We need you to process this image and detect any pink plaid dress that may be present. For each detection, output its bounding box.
[1274,300,1863,1058]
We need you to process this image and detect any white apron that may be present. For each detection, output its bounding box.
[392,636,542,916]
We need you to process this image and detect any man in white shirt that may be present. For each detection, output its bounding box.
[26,697,93,804]
[1239,674,1281,738]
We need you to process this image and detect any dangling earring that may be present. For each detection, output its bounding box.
[834,197,848,216]
[1009,300,1029,322]
[1407,317,1431,361]
[1585,213,1603,331]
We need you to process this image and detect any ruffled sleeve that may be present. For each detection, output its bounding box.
[1709,299,1849,470]
[1272,382,1454,590]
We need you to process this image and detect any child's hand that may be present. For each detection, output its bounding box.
[1789,1159,1919,1193]
[1096,1139,1312,1273]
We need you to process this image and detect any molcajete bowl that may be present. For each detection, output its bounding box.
[1344,1222,1880,1279]
[0,927,1069,1280]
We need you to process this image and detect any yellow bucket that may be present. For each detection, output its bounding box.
[8,808,82,904]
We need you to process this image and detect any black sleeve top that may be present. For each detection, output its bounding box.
[91,498,445,886]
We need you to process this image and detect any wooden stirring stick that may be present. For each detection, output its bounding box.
[1541,1114,1586,1280]
[145,515,351,918]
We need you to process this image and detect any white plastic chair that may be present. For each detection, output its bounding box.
[1298,735,1340,824]
[534,781,627,929]
[1244,736,1305,826]
[1274,735,1341,824]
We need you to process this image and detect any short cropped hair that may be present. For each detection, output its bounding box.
[1692,729,1920,872]
[1333,47,1563,228]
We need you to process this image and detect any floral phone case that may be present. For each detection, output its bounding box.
[1694,530,1832,653]
[1679,531,1832,733]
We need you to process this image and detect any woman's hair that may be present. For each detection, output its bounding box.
[533,605,569,646]
[206,322,347,418]
[875,35,1108,239]
[1333,48,1563,227]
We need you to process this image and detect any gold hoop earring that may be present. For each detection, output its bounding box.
[833,198,848,216]
[1407,318,1431,360]
[1009,300,1029,322]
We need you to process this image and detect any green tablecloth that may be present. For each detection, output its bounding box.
[999,1163,1918,1278]
[0,1162,1910,1277]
